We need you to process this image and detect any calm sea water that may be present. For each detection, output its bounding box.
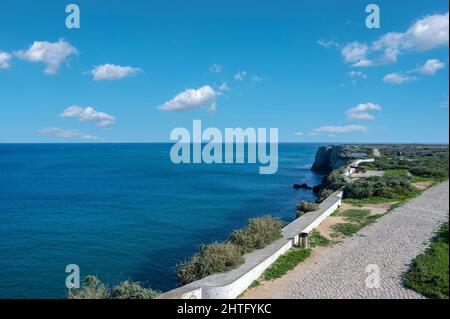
[0,143,324,298]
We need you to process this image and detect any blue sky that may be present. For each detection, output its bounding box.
[0,0,448,143]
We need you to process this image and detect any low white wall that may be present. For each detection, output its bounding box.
[202,240,293,299]
[302,194,342,234]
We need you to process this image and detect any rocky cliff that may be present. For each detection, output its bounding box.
[311,145,352,172]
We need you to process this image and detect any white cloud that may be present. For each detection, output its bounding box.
[383,72,417,84]
[341,42,373,67]
[233,70,247,81]
[15,39,77,74]
[347,71,367,79]
[0,51,12,69]
[339,13,449,66]
[347,112,375,120]
[373,12,449,63]
[218,82,230,92]
[441,98,449,108]
[251,75,266,82]
[38,128,102,141]
[294,131,320,137]
[404,12,449,51]
[313,125,367,133]
[159,85,217,112]
[91,64,141,80]
[348,102,381,113]
[61,106,116,127]
[209,63,222,73]
[351,59,374,67]
[317,39,339,48]
[419,59,445,75]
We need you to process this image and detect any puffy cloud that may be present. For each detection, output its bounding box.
[403,12,449,51]
[441,98,449,108]
[91,64,141,80]
[218,82,230,92]
[419,59,445,75]
[38,128,102,141]
[61,106,116,127]
[0,51,12,69]
[351,59,374,67]
[159,85,217,112]
[383,72,417,84]
[341,42,373,67]
[209,63,222,73]
[313,125,367,133]
[339,13,448,66]
[373,12,449,63]
[348,103,381,113]
[15,39,77,74]
[233,70,247,81]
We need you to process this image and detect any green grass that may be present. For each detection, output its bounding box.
[331,223,361,237]
[340,209,371,222]
[387,202,404,213]
[343,188,422,206]
[331,209,382,237]
[249,280,261,289]
[411,175,447,184]
[309,230,333,247]
[385,169,410,177]
[330,208,341,217]
[404,222,449,299]
[263,248,311,281]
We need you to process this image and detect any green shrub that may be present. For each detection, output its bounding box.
[68,275,109,299]
[297,201,319,212]
[111,281,159,299]
[344,176,415,200]
[229,216,283,254]
[296,201,319,217]
[176,242,244,285]
[68,276,159,299]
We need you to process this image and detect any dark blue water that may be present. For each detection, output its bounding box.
[0,143,324,298]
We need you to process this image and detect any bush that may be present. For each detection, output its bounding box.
[68,275,109,299]
[229,216,283,253]
[111,281,159,299]
[176,242,244,285]
[344,176,414,200]
[68,276,159,299]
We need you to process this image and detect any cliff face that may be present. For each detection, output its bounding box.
[311,145,351,172]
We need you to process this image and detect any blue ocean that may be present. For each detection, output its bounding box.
[0,143,324,298]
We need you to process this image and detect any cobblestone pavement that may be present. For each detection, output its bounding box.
[265,181,449,299]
